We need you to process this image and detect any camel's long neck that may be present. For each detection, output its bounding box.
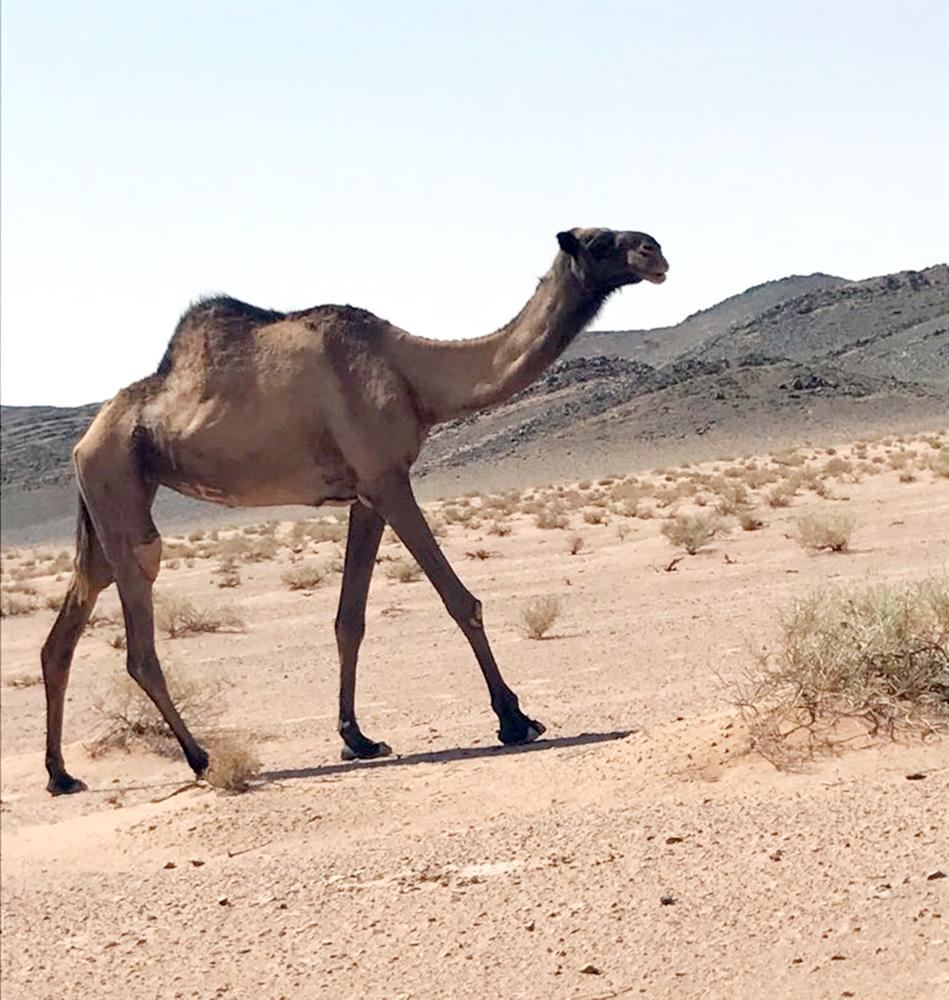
[397,255,609,425]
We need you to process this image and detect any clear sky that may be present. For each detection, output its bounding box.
[2,0,947,405]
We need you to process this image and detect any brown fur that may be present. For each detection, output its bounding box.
[40,227,668,794]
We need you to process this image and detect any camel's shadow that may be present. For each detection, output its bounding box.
[264,728,636,783]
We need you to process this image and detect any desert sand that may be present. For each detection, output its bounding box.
[2,434,948,1000]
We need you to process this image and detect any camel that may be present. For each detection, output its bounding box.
[40,227,668,795]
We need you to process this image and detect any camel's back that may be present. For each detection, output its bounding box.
[157,295,387,379]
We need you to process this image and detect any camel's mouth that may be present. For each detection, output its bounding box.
[644,271,667,285]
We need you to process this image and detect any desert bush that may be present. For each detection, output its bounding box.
[281,561,327,590]
[520,595,561,639]
[741,467,778,490]
[582,509,606,525]
[535,504,569,530]
[487,519,512,537]
[4,672,42,689]
[567,534,585,555]
[793,510,856,552]
[899,469,917,483]
[715,482,751,516]
[88,663,227,757]
[204,731,261,792]
[465,548,496,560]
[772,449,805,467]
[213,558,242,588]
[660,513,725,555]
[765,482,797,508]
[738,510,765,531]
[616,522,632,540]
[736,577,949,763]
[44,593,65,610]
[154,594,246,638]
[930,447,949,478]
[385,558,423,583]
[1,590,39,617]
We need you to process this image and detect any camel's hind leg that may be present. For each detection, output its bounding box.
[73,437,210,782]
[42,496,114,794]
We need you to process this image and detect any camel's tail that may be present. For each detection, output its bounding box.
[73,493,97,604]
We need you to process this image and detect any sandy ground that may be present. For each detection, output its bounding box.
[2,435,948,999]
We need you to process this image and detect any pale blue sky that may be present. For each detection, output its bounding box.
[2,0,947,405]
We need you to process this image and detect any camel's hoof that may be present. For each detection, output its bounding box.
[498,717,547,746]
[47,774,88,796]
[525,721,546,743]
[341,740,392,762]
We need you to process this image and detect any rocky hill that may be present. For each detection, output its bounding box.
[2,264,947,542]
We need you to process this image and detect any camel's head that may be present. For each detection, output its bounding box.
[556,228,668,290]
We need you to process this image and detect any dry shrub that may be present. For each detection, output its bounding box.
[281,561,327,590]
[213,558,242,588]
[4,580,38,595]
[736,578,949,765]
[154,594,246,638]
[899,469,917,483]
[765,482,797,508]
[163,540,197,561]
[290,519,345,547]
[582,509,607,525]
[204,731,261,793]
[487,519,512,537]
[465,548,496,560]
[46,551,74,575]
[793,510,856,553]
[930,447,949,478]
[5,672,42,689]
[520,595,561,639]
[243,537,280,562]
[772,449,805,467]
[386,558,423,583]
[661,513,725,555]
[1,590,38,617]
[715,482,751,516]
[567,534,585,555]
[616,522,632,540]
[88,664,227,757]
[739,510,765,531]
[535,504,569,530]
[741,467,778,490]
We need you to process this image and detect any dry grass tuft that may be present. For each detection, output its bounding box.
[738,510,765,532]
[88,664,227,757]
[213,558,242,588]
[534,504,569,530]
[793,510,856,553]
[1,590,39,617]
[736,577,949,765]
[567,534,585,555]
[930,447,949,478]
[281,561,327,591]
[5,672,42,689]
[660,513,726,555]
[386,558,423,583]
[154,594,246,638]
[520,595,561,639]
[203,732,261,793]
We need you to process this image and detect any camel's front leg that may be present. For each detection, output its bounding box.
[366,470,545,746]
[335,501,389,760]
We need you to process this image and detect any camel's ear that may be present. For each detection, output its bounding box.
[556,230,582,257]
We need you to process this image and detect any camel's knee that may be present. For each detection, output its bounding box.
[335,612,366,651]
[446,592,483,630]
[133,533,162,583]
